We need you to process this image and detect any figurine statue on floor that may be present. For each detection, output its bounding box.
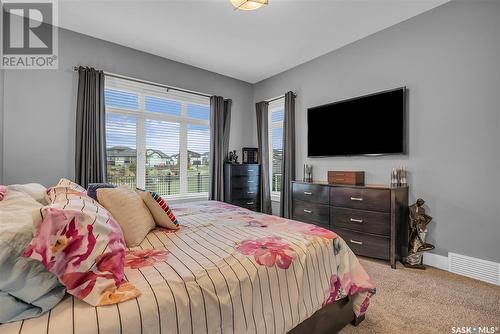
[404,198,435,269]
[227,150,239,164]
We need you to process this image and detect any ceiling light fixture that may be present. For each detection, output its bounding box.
[231,0,268,11]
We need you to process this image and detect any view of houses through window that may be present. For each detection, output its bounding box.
[268,98,284,199]
[105,77,210,198]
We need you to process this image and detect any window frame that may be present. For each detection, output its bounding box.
[268,98,285,202]
[105,77,210,201]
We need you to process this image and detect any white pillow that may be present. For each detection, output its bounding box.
[0,190,42,236]
[7,183,48,205]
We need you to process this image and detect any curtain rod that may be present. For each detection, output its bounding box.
[73,66,212,98]
[266,92,296,103]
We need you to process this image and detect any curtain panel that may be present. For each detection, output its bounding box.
[75,66,107,188]
[255,101,272,214]
[280,92,296,218]
[209,96,232,201]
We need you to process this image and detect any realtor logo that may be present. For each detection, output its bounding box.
[1,0,58,69]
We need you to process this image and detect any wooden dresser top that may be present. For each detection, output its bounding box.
[292,180,408,190]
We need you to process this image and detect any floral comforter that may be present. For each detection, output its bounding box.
[0,201,375,334]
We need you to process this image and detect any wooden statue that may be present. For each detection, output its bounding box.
[404,198,435,269]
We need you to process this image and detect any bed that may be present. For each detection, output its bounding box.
[0,200,375,334]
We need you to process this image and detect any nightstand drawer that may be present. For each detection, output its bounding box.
[292,183,329,204]
[335,228,390,260]
[292,200,330,225]
[330,187,390,212]
[330,207,390,236]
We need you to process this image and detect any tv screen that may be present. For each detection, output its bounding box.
[307,88,406,157]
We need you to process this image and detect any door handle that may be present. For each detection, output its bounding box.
[350,239,363,245]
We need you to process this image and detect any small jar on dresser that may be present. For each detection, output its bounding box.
[224,163,260,212]
[291,181,409,268]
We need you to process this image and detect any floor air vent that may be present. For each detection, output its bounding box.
[448,252,500,286]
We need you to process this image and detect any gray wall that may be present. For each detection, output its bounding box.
[1,28,253,186]
[254,0,500,262]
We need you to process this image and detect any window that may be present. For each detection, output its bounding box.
[105,77,210,199]
[268,98,284,200]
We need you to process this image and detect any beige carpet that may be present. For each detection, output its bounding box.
[340,257,500,334]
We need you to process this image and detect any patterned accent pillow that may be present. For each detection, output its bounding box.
[0,185,6,201]
[136,188,179,230]
[45,178,87,203]
[24,181,141,306]
[87,183,116,201]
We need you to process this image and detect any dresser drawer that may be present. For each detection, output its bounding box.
[233,198,259,210]
[232,188,259,200]
[334,227,390,260]
[231,175,259,188]
[292,200,330,226]
[330,207,390,236]
[292,183,329,204]
[229,164,260,176]
[330,187,390,212]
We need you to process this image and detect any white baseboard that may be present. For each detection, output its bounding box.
[422,252,449,271]
[422,252,500,286]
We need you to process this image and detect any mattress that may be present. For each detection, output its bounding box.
[0,201,374,334]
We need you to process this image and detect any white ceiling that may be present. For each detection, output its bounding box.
[59,0,448,83]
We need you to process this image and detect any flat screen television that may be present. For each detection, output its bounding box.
[307,87,406,157]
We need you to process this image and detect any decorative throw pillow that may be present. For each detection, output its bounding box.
[45,178,87,203]
[24,182,141,306]
[0,185,6,201]
[136,188,179,230]
[97,187,156,247]
[87,183,116,201]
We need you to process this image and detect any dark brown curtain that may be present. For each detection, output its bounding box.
[255,101,272,214]
[75,66,106,188]
[209,96,232,201]
[280,92,296,218]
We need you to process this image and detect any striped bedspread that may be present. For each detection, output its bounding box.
[0,201,375,334]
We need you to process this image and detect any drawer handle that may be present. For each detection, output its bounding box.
[350,197,363,201]
[303,191,313,195]
[303,209,312,214]
[350,239,363,245]
[248,180,254,183]
[247,191,255,194]
[350,218,364,223]
[248,169,254,172]
[246,201,254,205]
[335,173,345,176]
[335,178,345,181]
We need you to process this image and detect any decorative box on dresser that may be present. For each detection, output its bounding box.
[224,163,260,212]
[292,181,409,268]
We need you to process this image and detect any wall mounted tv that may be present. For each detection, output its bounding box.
[307,87,406,157]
